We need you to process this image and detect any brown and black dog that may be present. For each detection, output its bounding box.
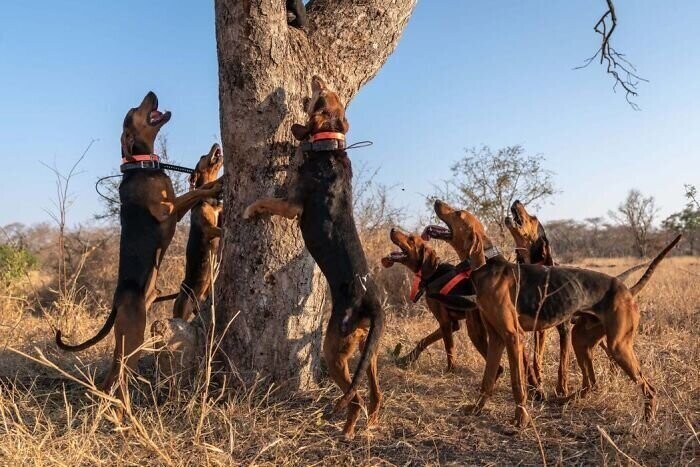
[243,76,383,439]
[424,199,679,427]
[171,143,224,321]
[56,92,222,403]
[381,228,491,372]
[504,200,666,397]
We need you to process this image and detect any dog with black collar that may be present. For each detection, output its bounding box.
[55,92,222,410]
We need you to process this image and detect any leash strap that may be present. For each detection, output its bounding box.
[120,153,195,174]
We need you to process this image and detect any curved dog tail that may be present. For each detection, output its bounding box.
[335,302,385,413]
[629,234,682,296]
[616,262,648,283]
[55,304,118,352]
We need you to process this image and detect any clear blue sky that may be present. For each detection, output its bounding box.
[1,1,698,228]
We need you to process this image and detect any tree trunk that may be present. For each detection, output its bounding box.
[214,0,416,390]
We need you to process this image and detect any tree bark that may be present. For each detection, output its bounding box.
[214,0,416,390]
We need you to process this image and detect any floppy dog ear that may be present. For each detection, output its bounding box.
[120,132,135,157]
[188,171,200,190]
[291,124,310,141]
[469,231,486,270]
[381,256,395,268]
[541,235,554,266]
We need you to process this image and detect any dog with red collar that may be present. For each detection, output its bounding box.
[55,92,222,410]
[243,76,383,440]
[382,228,498,373]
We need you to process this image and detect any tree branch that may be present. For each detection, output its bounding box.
[576,0,647,110]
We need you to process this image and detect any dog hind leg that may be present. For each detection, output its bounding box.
[359,339,382,426]
[102,288,147,401]
[323,327,363,439]
[605,302,657,420]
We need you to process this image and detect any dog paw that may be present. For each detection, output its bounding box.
[513,406,530,428]
[461,403,482,416]
[529,387,546,402]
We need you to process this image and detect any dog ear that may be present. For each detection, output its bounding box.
[381,256,395,268]
[291,124,310,141]
[189,171,200,190]
[120,131,134,157]
[468,230,486,270]
[419,246,437,276]
[340,116,350,134]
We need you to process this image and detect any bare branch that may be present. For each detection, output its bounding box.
[576,0,647,110]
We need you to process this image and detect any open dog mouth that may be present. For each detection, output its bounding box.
[510,204,524,227]
[421,224,452,241]
[387,251,407,261]
[146,96,171,126]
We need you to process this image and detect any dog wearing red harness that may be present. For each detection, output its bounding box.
[382,228,496,373]
[55,92,223,409]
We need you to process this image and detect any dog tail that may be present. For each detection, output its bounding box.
[615,262,648,282]
[629,234,681,296]
[335,303,385,413]
[55,305,118,352]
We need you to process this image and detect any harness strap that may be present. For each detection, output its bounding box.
[409,271,422,302]
[438,270,472,295]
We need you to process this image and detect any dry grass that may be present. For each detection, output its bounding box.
[0,257,698,465]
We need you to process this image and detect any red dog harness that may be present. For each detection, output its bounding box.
[409,267,473,302]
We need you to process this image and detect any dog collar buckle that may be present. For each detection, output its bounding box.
[483,245,501,260]
[301,139,346,153]
[120,154,162,173]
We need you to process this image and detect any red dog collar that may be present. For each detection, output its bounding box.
[409,271,422,302]
[310,132,345,142]
[121,154,159,164]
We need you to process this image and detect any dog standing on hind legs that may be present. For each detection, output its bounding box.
[55,92,222,407]
[244,76,383,439]
[171,143,224,322]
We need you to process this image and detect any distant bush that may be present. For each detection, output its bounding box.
[0,245,37,284]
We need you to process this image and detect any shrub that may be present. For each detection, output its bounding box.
[0,245,37,285]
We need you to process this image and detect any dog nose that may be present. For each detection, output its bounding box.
[390,228,396,234]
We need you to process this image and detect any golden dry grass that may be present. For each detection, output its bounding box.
[0,257,698,465]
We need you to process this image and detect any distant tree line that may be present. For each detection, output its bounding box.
[433,145,698,260]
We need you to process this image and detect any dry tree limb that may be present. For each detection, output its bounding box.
[576,0,647,110]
